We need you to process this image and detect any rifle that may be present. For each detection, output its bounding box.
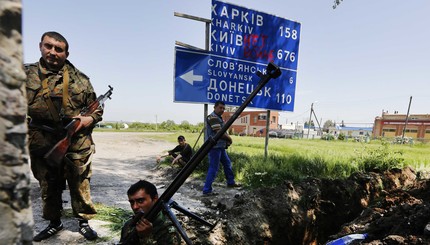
[120,62,281,244]
[44,85,113,165]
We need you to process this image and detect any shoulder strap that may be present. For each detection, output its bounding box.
[40,66,70,122]
[62,66,70,110]
[41,76,61,122]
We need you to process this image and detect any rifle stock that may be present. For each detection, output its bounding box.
[44,85,113,165]
[120,62,281,244]
[44,118,84,165]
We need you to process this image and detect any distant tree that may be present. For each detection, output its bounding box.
[196,122,204,128]
[191,122,205,133]
[129,122,142,129]
[101,120,207,132]
[341,120,346,127]
[179,120,191,131]
[160,120,177,130]
[128,122,155,130]
[323,120,335,132]
[179,120,193,131]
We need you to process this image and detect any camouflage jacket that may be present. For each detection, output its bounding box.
[120,211,181,245]
[25,59,103,125]
[25,59,103,155]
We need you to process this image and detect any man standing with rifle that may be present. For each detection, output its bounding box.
[26,31,102,241]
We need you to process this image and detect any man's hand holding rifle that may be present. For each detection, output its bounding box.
[44,85,113,165]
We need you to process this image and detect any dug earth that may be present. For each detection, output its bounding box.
[30,132,430,244]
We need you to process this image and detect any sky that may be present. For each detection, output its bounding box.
[22,0,430,126]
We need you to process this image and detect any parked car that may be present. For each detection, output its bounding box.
[268,130,278,138]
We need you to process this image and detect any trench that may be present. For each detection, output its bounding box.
[189,167,430,244]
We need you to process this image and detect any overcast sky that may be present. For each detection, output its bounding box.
[22,0,430,126]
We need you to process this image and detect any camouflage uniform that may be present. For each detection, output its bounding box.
[25,58,103,221]
[119,211,181,245]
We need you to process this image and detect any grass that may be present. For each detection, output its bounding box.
[93,202,132,234]
[147,132,430,187]
[63,203,131,241]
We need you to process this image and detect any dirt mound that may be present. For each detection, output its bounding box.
[192,166,430,245]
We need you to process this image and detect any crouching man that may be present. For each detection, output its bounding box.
[119,180,181,244]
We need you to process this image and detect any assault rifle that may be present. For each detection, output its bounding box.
[120,62,281,245]
[44,85,113,165]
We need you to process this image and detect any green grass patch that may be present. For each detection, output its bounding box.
[94,203,132,234]
[62,203,131,241]
[134,132,430,188]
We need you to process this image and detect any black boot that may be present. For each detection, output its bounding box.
[33,220,63,241]
[78,220,98,241]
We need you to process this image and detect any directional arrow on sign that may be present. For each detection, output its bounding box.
[180,70,203,85]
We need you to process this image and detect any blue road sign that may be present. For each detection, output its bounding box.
[211,0,301,70]
[174,47,296,111]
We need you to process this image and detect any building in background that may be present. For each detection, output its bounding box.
[373,112,430,141]
[330,125,373,138]
[223,110,279,136]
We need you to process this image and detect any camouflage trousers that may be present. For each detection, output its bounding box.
[29,129,97,221]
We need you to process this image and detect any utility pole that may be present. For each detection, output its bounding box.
[306,102,323,139]
[307,102,313,139]
[312,111,323,137]
[401,96,413,142]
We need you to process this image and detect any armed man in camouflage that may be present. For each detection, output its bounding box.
[120,180,181,244]
[25,31,102,241]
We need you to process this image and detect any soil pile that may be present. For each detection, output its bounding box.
[197,166,430,245]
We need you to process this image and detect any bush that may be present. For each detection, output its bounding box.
[241,154,296,187]
[321,134,335,141]
[354,142,404,172]
[392,136,414,145]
